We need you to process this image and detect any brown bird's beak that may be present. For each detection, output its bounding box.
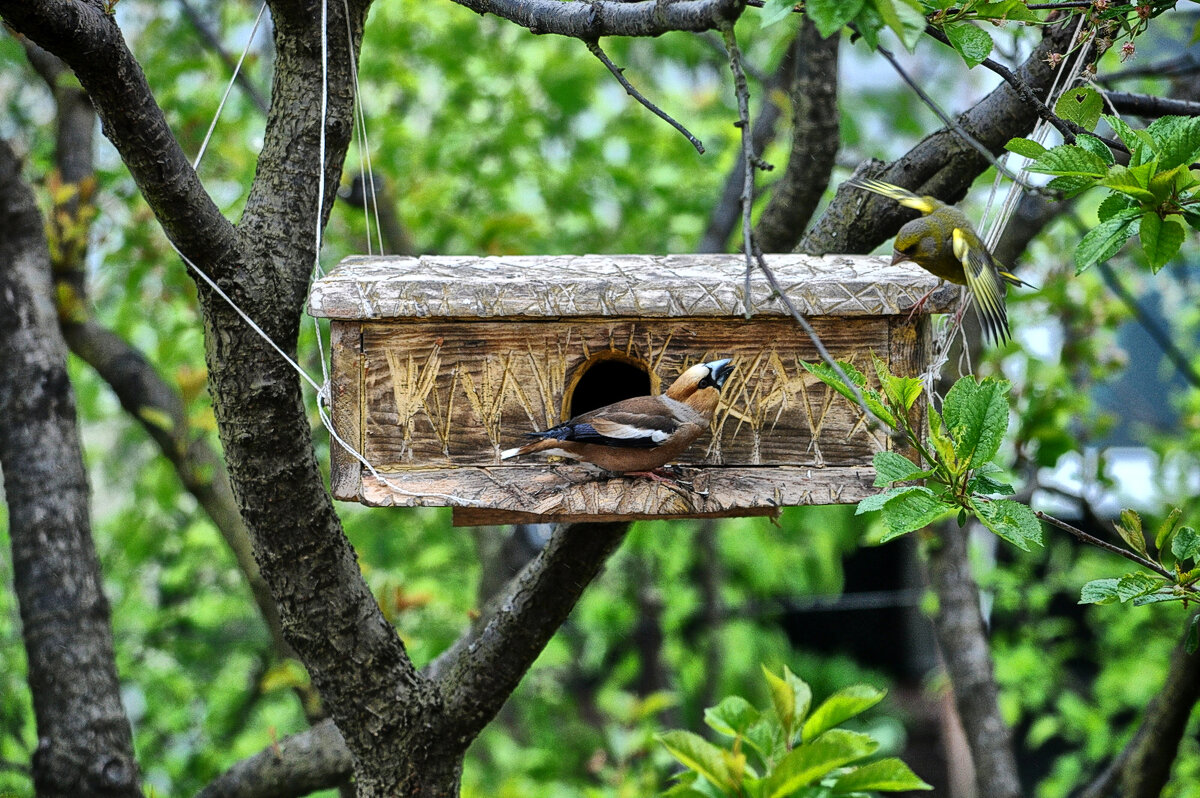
[890,250,911,266]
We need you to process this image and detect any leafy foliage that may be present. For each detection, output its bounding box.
[1077,508,1200,647]
[657,665,929,796]
[803,357,1042,550]
[1013,115,1200,273]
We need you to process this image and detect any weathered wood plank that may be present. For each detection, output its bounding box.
[354,464,877,525]
[329,321,363,501]
[358,317,900,469]
[308,254,960,321]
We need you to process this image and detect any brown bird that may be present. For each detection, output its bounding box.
[500,358,734,475]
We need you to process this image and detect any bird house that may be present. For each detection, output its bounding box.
[308,254,954,526]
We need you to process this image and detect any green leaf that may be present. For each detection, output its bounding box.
[658,730,734,791]
[1075,214,1138,273]
[1132,590,1183,606]
[759,0,797,28]
[832,757,933,792]
[872,451,925,486]
[1115,509,1148,559]
[872,0,927,51]
[1027,144,1109,177]
[1097,192,1137,223]
[801,359,895,426]
[705,695,760,738]
[744,716,785,763]
[1183,207,1200,231]
[1139,213,1185,272]
[1152,115,1200,170]
[762,664,812,738]
[974,0,1042,22]
[1172,526,1200,563]
[806,0,866,37]
[1099,165,1158,203]
[1055,87,1103,131]
[1116,572,1161,602]
[942,376,1010,469]
[969,498,1043,551]
[1155,507,1183,552]
[1005,137,1047,159]
[880,487,952,541]
[762,665,795,737]
[1075,133,1115,166]
[944,22,993,68]
[874,354,924,413]
[856,484,919,515]
[1105,114,1156,165]
[802,685,886,742]
[1079,578,1121,605]
[967,472,1015,496]
[1049,174,1100,196]
[764,729,877,797]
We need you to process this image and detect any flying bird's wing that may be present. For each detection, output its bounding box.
[846,178,938,215]
[953,227,1011,345]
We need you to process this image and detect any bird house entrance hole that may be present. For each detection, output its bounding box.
[565,353,654,418]
[307,253,957,525]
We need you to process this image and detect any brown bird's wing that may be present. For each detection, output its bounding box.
[528,396,680,449]
[952,228,1011,345]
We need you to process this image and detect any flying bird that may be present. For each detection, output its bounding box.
[500,358,734,476]
[847,177,1030,345]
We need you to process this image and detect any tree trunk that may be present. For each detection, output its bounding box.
[0,138,142,798]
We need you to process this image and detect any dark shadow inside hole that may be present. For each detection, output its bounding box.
[569,358,652,417]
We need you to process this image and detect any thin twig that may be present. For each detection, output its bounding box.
[719,22,758,318]
[1037,511,1191,586]
[922,25,1079,145]
[720,21,882,428]
[875,43,1038,191]
[586,39,704,154]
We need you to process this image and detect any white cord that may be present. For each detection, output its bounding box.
[193,2,268,171]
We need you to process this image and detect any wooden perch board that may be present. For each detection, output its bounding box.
[311,254,955,524]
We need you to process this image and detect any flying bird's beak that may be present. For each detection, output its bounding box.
[705,358,734,390]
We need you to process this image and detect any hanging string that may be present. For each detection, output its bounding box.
[193,2,268,171]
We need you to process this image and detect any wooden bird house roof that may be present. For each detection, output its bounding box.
[308,253,958,321]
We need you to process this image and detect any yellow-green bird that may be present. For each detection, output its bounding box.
[847,177,1029,345]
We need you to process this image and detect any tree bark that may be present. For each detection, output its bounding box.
[798,19,1083,257]
[0,138,142,798]
[925,526,1022,798]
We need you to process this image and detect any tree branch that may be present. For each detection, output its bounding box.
[1076,613,1200,798]
[433,522,630,742]
[799,19,1085,257]
[447,0,746,38]
[0,137,142,798]
[754,15,839,253]
[176,0,271,115]
[197,719,352,798]
[923,24,1079,144]
[1104,91,1200,119]
[21,38,302,688]
[586,38,704,153]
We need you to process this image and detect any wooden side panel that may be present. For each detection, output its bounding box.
[329,321,364,501]
[351,464,877,523]
[358,317,898,469]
